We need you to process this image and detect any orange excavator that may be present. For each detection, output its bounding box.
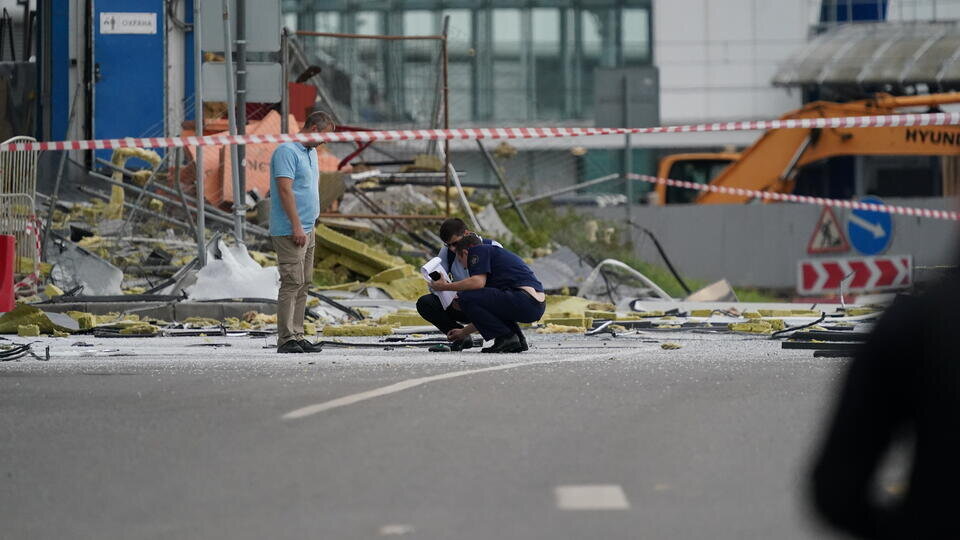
[654,93,960,205]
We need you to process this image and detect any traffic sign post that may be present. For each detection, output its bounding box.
[797,255,912,296]
[807,207,849,254]
[847,196,893,255]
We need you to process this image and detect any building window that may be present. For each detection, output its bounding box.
[533,8,562,120]
[493,8,523,121]
[443,9,473,124]
[622,8,650,65]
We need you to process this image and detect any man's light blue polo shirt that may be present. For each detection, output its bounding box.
[270,142,320,236]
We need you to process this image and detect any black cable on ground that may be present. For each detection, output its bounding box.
[771,313,827,339]
[627,221,692,296]
[0,344,34,362]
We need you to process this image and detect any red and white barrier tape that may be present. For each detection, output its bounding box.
[629,174,960,221]
[3,111,960,152]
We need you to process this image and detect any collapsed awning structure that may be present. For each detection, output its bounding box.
[773,22,960,93]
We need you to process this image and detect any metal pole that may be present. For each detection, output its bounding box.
[194,0,207,267]
[280,27,289,133]
[442,30,450,217]
[41,82,82,257]
[427,16,449,156]
[172,147,198,240]
[221,0,245,244]
[477,140,532,230]
[235,0,247,202]
[623,74,633,245]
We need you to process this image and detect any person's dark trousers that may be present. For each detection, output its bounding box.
[416,294,470,334]
[458,288,546,341]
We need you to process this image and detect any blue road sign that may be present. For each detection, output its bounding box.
[847,196,893,255]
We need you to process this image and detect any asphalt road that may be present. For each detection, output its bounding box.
[1,333,850,540]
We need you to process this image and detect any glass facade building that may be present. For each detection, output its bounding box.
[281,1,653,125]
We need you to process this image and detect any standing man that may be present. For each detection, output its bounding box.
[431,234,545,353]
[270,110,334,354]
[415,218,501,350]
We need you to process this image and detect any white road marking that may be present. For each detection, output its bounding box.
[555,484,631,510]
[379,524,414,536]
[281,353,627,420]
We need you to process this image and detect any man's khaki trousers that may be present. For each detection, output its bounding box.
[272,230,315,346]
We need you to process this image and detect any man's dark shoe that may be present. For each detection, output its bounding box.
[277,340,305,354]
[516,331,529,352]
[481,333,523,354]
[298,340,324,353]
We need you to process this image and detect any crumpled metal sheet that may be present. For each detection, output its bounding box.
[45,234,124,296]
[527,246,594,293]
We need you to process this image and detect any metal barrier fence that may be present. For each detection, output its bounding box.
[0,136,39,290]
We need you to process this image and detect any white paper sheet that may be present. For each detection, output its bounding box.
[421,257,457,310]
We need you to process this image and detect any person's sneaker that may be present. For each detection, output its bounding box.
[277,340,305,354]
[481,333,523,354]
[298,340,324,353]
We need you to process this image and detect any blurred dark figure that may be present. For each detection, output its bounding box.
[809,272,960,538]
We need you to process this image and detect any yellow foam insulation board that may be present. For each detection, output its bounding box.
[44,284,64,298]
[541,316,593,329]
[586,302,616,311]
[370,266,418,283]
[661,343,682,350]
[758,309,793,317]
[585,310,616,320]
[323,323,393,337]
[118,323,159,336]
[536,323,584,334]
[543,295,592,317]
[0,304,74,335]
[378,311,429,327]
[66,311,96,330]
[728,319,784,333]
[183,317,221,327]
[690,309,713,317]
[304,322,317,336]
[314,225,405,276]
[17,324,40,337]
[243,312,277,326]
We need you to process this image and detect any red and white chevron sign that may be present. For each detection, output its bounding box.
[797,255,912,296]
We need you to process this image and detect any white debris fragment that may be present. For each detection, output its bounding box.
[186,241,280,301]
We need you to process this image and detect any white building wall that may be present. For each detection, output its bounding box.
[654,0,816,125]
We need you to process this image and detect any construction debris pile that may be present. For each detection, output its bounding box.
[2,137,897,359]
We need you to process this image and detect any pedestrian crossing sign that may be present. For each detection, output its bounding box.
[807,207,850,254]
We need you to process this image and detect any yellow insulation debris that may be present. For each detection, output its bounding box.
[17,324,40,337]
[323,323,393,337]
[377,311,429,327]
[0,304,75,335]
[44,284,64,298]
[536,323,584,334]
[183,317,221,327]
[118,323,159,336]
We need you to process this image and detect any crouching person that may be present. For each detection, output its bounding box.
[416,218,500,351]
[430,234,545,353]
